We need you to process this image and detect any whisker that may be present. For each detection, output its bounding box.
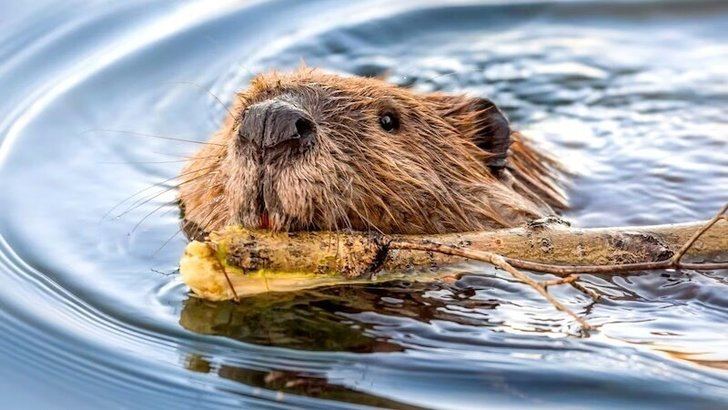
[82,129,225,147]
[130,200,177,233]
[114,170,217,219]
[152,225,186,257]
[165,81,236,119]
[149,151,224,160]
[351,204,384,236]
[103,165,218,220]
[159,203,183,219]
[154,199,223,256]
[185,198,224,237]
[151,151,199,159]
[99,153,220,165]
[99,159,199,165]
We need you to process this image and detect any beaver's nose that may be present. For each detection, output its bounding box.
[240,100,316,153]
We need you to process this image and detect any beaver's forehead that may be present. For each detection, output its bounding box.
[248,71,414,101]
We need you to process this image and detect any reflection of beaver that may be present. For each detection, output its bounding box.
[179,69,566,237]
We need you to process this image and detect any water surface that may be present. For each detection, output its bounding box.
[0,0,726,408]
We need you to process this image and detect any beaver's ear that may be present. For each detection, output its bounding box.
[425,94,511,170]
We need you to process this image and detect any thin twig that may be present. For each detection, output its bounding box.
[671,203,728,264]
[569,280,601,302]
[491,255,592,330]
[222,265,240,303]
[542,274,578,287]
[387,201,728,331]
[542,274,600,301]
[389,241,592,329]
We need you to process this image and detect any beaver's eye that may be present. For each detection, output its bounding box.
[379,112,399,132]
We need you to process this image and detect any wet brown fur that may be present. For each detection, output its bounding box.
[178,69,567,237]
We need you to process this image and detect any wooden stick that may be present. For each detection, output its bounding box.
[180,203,728,331]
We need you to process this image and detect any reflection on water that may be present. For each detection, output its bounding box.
[184,353,423,409]
[179,280,509,351]
[179,285,410,352]
[0,0,726,408]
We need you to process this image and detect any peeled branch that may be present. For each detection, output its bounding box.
[180,209,728,305]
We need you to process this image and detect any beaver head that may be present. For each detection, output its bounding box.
[179,69,566,237]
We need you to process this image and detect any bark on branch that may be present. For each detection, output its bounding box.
[180,204,728,331]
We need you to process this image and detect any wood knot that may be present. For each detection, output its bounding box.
[539,237,553,253]
[608,232,673,263]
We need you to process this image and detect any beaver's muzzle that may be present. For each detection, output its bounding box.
[239,98,316,155]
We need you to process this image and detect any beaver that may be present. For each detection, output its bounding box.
[178,68,567,238]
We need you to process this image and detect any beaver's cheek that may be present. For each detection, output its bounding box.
[222,155,262,229]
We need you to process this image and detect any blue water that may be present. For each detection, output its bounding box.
[0,1,726,408]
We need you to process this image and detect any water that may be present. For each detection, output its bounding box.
[0,0,726,408]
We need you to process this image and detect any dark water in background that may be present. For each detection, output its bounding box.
[0,0,726,408]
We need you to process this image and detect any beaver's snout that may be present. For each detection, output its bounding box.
[239,99,316,157]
